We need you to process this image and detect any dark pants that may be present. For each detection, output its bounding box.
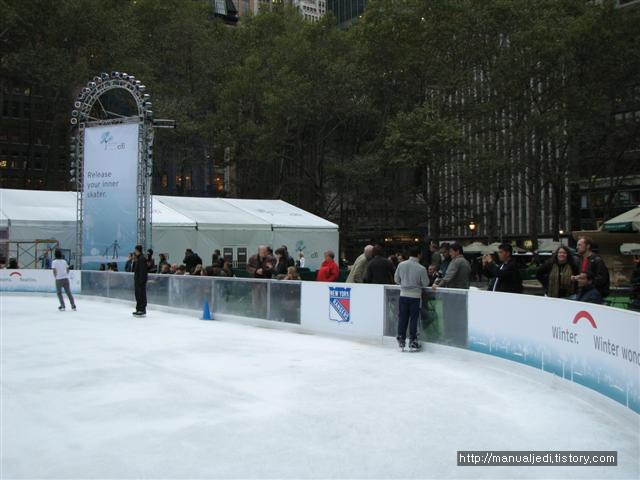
[135,281,147,313]
[55,278,75,308]
[398,296,420,341]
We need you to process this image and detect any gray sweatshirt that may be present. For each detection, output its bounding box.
[394,257,430,298]
[437,255,471,289]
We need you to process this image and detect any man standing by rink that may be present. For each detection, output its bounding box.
[394,246,430,351]
[132,245,148,317]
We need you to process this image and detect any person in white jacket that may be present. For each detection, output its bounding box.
[51,249,76,312]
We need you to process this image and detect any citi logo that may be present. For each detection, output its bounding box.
[9,272,21,277]
[100,131,126,151]
[572,310,597,329]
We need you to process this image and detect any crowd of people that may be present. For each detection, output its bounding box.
[119,248,236,278]
[113,245,308,283]
[341,237,615,349]
[341,236,615,306]
[245,245,305,281]
[9,235,637,316]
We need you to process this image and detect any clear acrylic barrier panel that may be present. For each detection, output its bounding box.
[169,275,212,312]
[212,278,268,319]
[384,287,468,348]
[81,271,109,298]
[108,272,135,301]
[146,274,170,307]
[268,281,301,324]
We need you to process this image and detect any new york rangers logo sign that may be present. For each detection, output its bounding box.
[329,286,351,323]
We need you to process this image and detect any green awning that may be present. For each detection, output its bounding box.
[602,206,640,233]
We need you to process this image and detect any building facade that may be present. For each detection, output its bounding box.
[293,0,326,22]
[327,0,367,26]
[0,79,69,191]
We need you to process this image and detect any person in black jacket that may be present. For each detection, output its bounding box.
[572,237,610,298]
[183,248,203,274]
[273,247,289,278]
[124,252,134,273]
[363,245,395,284]
[575,272,603,305]
[133,245,148,317]
[483,243,523,293]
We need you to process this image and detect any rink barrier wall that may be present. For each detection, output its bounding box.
[3,269,639,414]
[467,290,640,414]
[0,269,81,293]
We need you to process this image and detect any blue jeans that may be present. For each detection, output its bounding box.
[398,296,420,341]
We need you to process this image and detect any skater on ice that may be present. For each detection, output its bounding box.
[51,249,76,311]
[394,246,430,351]
[132,244,148,317]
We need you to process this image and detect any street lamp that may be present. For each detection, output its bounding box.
[469,221,477,236]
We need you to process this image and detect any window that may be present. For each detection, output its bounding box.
[618,191,631,204]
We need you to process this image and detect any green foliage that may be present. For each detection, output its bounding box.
[2,0,638,241]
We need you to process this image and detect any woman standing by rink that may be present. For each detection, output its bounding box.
[51,249,76,311]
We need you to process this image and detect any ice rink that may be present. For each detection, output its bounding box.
[1,294,639,479]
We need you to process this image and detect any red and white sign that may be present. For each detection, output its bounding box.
[0,269,81,293]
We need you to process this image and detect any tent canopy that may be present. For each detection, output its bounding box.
[464,242,492,255]
[602,206,640,233]
[0,189,77,224]
[151,198,197,228]
[620,243,640,255]
[537,239,562,253]
[0,189,337,231]
[221,198,337,229]
[0,188,339,270]
[154,196,271,230]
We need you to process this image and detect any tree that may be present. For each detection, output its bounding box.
[384,104,463,240]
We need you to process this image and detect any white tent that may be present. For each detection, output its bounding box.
[150,198,198,266]
[463,242,492,255]
[620,243,640,255]
[0,189,77,249]
[537,239,562,253]
[220,198,338,269]
[152,195,273,266]
[0,189,338,270]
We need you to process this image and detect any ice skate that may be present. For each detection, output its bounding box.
[397,337,406,351]
[408,339,421,352]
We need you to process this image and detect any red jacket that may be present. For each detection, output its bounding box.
[316,259,339,282]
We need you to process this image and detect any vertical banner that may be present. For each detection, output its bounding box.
[82,124,139,269]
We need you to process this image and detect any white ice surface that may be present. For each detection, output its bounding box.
[1,294,638,479]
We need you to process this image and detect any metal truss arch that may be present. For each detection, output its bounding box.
[70,72,154,269]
